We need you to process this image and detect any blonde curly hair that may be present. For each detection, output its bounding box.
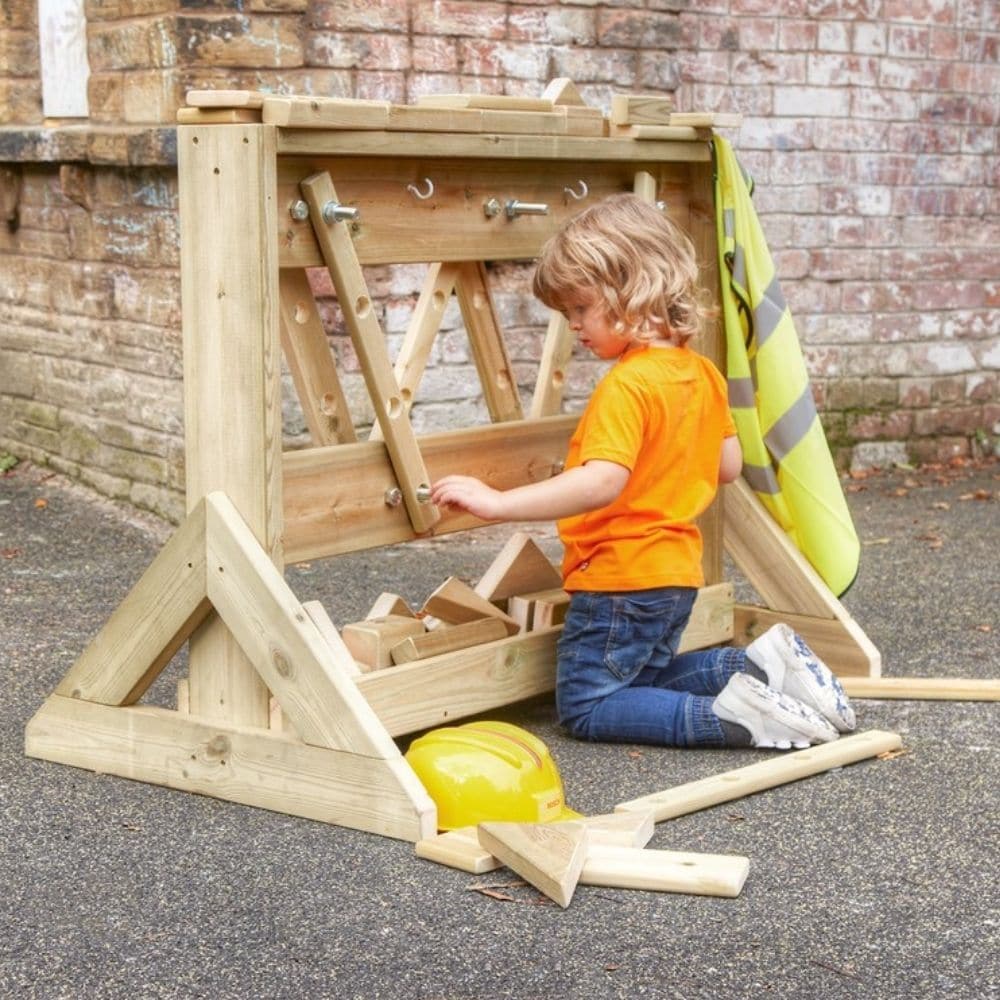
[532,193,706,345]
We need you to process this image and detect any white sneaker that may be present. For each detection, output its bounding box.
[745,624,857,733]
[713,673,840,749]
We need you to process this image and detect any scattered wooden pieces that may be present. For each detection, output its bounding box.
[615,730,903,823]
[389,617,510,665]
[478,820,589,908]
[581,845,749,898]
[610,93,675,126]
[341,614,427,671]
[841,677,1000,702]
[474,531,563,603]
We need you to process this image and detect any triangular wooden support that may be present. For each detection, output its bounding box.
[26,492,436,841]
[478,820,589,908]
[474,530,562,602]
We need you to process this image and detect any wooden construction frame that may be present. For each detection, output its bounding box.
[26,89,879,841]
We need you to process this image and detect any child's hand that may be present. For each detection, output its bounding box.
[430,475,505,522]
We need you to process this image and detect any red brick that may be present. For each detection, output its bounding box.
[309,0,407,31]
[411,1,506,38]
[508,5,596,45]
[597,9,682,48]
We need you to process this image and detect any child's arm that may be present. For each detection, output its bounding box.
[431,460,629,523]
[718,434,743,484]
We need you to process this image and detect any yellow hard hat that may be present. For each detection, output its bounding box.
[405,720,580,831]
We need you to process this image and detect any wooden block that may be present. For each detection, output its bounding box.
[366,592,416,620]
[421,576,519,634]
[610,93,675,126]
[610,124,705,142]
[262,96,391,129]
[415,825,503,874]
[386,104,483,133]
[185,89,266,109]
[176,108,262,125]
[615,730,903,823]
[417,94,554,112]
[541,78,587,107]
[478,821,589,908]
[559,111,607,137]
[480,109,567,135]
[668,111,743,128]
[342,615,426,671]
[840,677,1000,702]
[572,810,655,848]
[474,531,563,602]
[389,617,510,665]
[507,587,569,632]
[302,600,361,678]
[581,845,749,898]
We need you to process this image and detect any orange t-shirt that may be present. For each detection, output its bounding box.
[558,344,736,592]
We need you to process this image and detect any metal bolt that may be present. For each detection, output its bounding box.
[483,197,502,218]
[384,487,402,507]
[322,201,360,224]
[415,484,432,504]
[505,200,549,219]
[289,200,309,221]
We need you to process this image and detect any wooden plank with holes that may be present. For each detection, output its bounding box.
[262,96,391,129]
[615,730,903,823]
[300,171,440,534]
[370,262,459,442]
[454,261,525,424]
[529,312,575,418]
[279,268,357,446]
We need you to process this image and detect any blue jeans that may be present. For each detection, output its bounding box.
[556,587,748,747]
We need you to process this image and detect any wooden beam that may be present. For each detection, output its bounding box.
[581,846,749,898]
[389,618,510,666]
[615,729,902,823]
[529,311,574,418]
[279,268,357,446]
[54,500,210,706]
[840,677,1000,702]
[25,696,436,842]
[300,171,439,534]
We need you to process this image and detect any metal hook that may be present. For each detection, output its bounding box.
[563,180,589,201]
[407,177,434,201]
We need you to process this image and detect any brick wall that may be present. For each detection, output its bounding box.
[1,0,997,522]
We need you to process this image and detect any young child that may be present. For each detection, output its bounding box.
[431,194,855,750]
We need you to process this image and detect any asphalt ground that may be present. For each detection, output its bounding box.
[1,457,998,1000]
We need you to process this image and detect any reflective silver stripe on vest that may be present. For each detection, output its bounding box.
[764,384,818,462]
[723,207,735,240]
[727,376,756,408]
[742,462,780,495]
[754,274,787,346]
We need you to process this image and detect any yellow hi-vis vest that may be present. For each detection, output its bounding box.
[713,136,860,597]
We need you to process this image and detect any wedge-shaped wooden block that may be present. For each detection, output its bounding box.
[615,730,903,823]
[478,821,589,908]
[582,846,749,898]
[541,77,587,107]
[389,617,510,665]
[571,810,655,849]
[342,615,426,671]
[610,93,675,126]
[366,592,417,620]
[421,576,519,634]
[474,531,563,603]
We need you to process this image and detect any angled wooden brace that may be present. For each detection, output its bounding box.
[300,171,440,533]
[279,268,357,446]
[454,261,524,423]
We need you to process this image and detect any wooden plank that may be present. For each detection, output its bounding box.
[54,499,210,706]
[454,261,525,424]
[615,729,903,823]
[262,95,390,129]
[185,89,266,109]
[610,124,705,142]
[386,105,484,133]
[473,530,562,602]
[840,677,1000,702]
[357,585,733,737]
[389,618,510,665]
[300,171,439,535]
[421,576,520,633]
[176,108,262,125]
[179,123,280,728]
[25,696,436,842]
[724,477,881,676]
[204,492,400,757]
[282,415,576,562]
[370,262,459,443]
[302,600,361,678]
[669,111,743,128]
[480,109,568,135]
[276,130,713,164]
[581,845,749,898]
[529,311,574,418]
[279,268,357,446]
[417,94,554,112]
[733,604,880,678]
[342,615,427,671]
[478,821,589,907]
[610,93,675,126]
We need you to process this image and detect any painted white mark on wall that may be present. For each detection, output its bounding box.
[38,0,90,118]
